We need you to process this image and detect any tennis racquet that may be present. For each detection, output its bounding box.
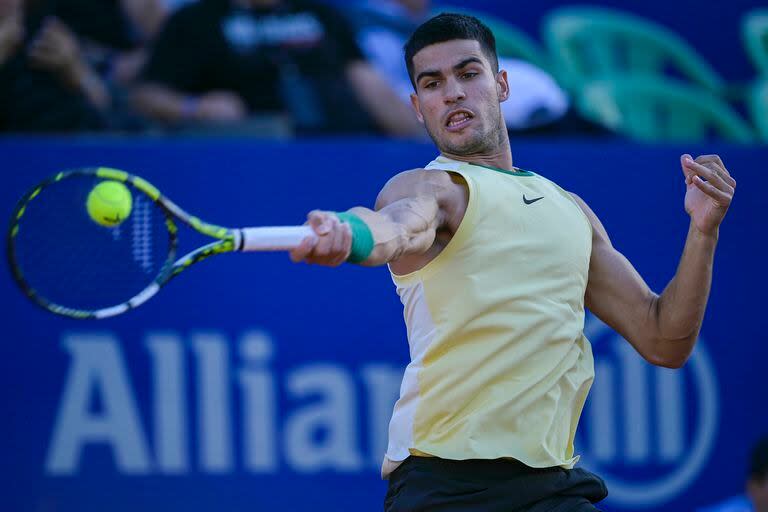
[7,167,315,319]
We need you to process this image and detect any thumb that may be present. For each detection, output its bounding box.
[680,154,694,183]
[307,210,333,235]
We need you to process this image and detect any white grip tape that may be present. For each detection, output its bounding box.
[240,226,316,251]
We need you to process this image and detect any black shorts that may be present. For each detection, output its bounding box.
[384,456,608,512]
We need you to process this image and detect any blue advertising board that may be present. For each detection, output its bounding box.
[0,137,766,511]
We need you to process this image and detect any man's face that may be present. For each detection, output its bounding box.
[410,39,508,157]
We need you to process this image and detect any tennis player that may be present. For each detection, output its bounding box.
[290,13,736,512]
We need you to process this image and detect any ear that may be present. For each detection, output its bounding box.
[496,69,510,103]
[410,93,424,124]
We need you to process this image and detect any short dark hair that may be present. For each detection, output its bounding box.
[750,436,768,481]
[404,13,499,88]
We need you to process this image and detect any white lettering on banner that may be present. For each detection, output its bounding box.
[239,331,278,472]
[46,331,404,475]
[46,334,151,474]
[192,333,233,473]
[146,334,188,473]
[580,314,719,508]
[284,365,363,471]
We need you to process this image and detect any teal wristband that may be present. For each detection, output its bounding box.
[335,212,374,264]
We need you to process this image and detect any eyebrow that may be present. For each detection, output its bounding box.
[415,57,484,85]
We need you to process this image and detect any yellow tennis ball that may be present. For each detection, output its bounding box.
[86,180,133,227]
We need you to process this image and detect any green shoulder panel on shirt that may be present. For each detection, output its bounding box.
[469,162,535,176]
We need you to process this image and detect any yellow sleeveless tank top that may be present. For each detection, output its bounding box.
[382,156,595,478]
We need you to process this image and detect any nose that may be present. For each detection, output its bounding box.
[443,77,466,104]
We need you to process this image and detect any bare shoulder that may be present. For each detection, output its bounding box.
[567,191,591,217]
[375,168,467,210]
[568,192,610,242]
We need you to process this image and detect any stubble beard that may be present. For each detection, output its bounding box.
[426,104,505,158]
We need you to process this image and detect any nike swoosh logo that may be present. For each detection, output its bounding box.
[523,195,544,205]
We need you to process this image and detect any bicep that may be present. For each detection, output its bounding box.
[574,195,660,362]
[376,195,441,237]
[373,170,444,240]
[353,169,458,259]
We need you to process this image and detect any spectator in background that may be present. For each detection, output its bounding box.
[343,0,569,132]
[132,0,423,136]
[0,0,109,131]
[65,0,167,86]
[699,436,768,512]
[57,0,173,131]
[0,0,167,131]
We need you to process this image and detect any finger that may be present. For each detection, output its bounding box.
[684,159,733,195]
[289,236,317,263]
[307,210,334,236]
[314,221,351,266]
[695,155,736,188]
[692,176,732,206]
[311,224,338,261]
[704,162,736,189]
[328,222,351,266]
[321,223,342,266]
[680,154,694,184]
[695,154,724,169]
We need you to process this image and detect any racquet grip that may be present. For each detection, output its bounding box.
[239,226,316,251]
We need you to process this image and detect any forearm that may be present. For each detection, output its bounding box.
[66,62,111,109]
[131,83,191,123]
[347,201,438,266]
[654,222,718,351]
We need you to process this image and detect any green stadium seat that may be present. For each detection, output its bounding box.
[749,79,768,141]
[577,76,755,143]
[542,7,725,94]
[743,9,768,75]
[434,7,552,72]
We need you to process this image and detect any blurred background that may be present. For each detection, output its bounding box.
[1,0,767,511]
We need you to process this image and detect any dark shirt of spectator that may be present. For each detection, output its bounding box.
[0,0,103,131]
[134,0,422,136]
[0,0,160,132]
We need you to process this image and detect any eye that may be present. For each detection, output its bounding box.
[461,72,478,80]
[424,80,440,89]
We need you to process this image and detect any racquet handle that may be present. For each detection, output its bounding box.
[239,226,316,251]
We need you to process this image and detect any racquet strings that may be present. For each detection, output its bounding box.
[11,174,173,312]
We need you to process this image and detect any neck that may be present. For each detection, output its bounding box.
[440,129,513,170]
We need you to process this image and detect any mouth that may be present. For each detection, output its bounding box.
[445,109,475,132]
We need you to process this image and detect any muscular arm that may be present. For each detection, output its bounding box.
[575,154,735,368]
[290,169,465,266]
[575,196,716,368]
